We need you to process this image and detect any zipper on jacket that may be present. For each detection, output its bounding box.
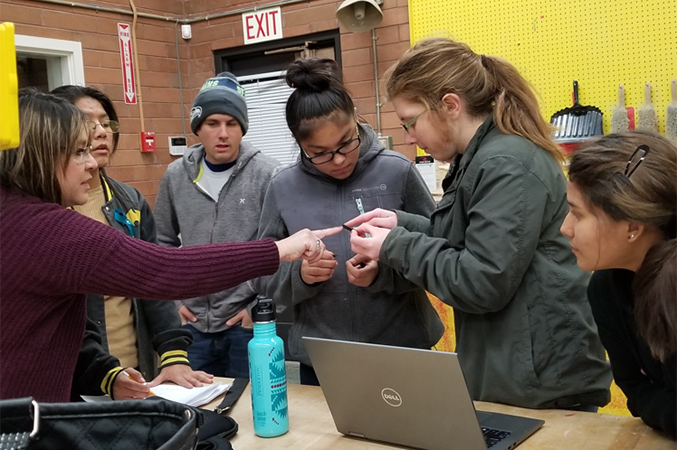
[210,202,219,244]
[354,197,371,238]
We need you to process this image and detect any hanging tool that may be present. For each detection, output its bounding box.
[550,81,603,142]
[610,85,629,133]
[637,82,657,131]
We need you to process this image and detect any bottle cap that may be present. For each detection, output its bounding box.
[252,296,276,322]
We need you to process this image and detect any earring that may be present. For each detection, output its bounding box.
[630,234,636,239]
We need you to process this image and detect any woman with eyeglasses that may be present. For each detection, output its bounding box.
[50,85,215,399]
[561,130,676,438]
[253,58,444,385]
[346,37,612,410]
[0,89,337,402]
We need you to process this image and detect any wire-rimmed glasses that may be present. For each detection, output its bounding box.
[88,120,120,134]
[400,110,427,133]
[72,144,93,164]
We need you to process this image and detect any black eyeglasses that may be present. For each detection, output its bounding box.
[624,145,650,179]
[301,127,361,165]
[88,120,120,134]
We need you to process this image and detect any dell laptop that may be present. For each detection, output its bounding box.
[303,337,544,450]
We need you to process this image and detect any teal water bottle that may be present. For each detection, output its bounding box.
[248,296,289,437]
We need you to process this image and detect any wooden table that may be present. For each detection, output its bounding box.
[205,378,674,450]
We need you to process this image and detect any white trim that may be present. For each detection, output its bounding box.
[15,35,85,88]
[237,70,285,83]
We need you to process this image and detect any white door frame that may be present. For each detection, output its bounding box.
[15,34,85,89]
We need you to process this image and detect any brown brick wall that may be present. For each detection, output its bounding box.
[4,0,414,207]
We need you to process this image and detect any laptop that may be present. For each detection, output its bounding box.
[303,337,544,450]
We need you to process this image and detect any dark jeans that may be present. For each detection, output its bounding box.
[183,324,253,378]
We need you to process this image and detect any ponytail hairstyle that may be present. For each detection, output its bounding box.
[285,58,356,141]
[568,130,677,361]
[0,88,89,205]
[633,239,677,362]
[384,37,562,162]
[50,85,121,153]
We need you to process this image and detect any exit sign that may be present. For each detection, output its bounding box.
[242,7,283,45]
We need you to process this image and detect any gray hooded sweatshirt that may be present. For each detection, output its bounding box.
[154,141,279,332]
[253,124,444,366]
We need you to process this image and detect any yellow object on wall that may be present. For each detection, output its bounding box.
[0,22,20,150]
[409,0,676,158]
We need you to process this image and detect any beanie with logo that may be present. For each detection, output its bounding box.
[190,72,248,135]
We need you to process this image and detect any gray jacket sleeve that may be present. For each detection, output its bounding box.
[154,171,182,248]
[153,170,184,311]
[382,155,545,314]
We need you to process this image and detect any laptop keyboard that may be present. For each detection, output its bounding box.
[482,427,511,448]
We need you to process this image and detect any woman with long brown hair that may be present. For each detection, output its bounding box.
[561,130,677,438]
[0,89,337,402]
[347,37,611,410]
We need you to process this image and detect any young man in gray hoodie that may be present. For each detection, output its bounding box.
[154,72,279,378]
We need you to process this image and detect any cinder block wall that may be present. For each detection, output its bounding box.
[4,0,413,207]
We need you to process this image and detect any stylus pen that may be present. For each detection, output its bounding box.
[343,223,370,239]
[343,224,367,268]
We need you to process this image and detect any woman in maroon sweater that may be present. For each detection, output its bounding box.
[0,89,338,402]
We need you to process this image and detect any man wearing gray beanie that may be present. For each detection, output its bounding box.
[155,72,280,378]
[190,72,249,136]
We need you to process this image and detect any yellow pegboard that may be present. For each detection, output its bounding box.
[408,0,676,140]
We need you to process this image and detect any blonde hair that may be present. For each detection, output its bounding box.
[384,37,562,162]
[0,89,89,205]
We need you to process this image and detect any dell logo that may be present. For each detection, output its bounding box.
[381,388,402,407]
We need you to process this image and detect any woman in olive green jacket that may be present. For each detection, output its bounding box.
[347,38,612,410]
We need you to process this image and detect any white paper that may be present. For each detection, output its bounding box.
[81,381,231,407]
[151,382,231,407]
[415,160,436,193]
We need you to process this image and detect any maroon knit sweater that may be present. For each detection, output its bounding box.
[0,187,280,402]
